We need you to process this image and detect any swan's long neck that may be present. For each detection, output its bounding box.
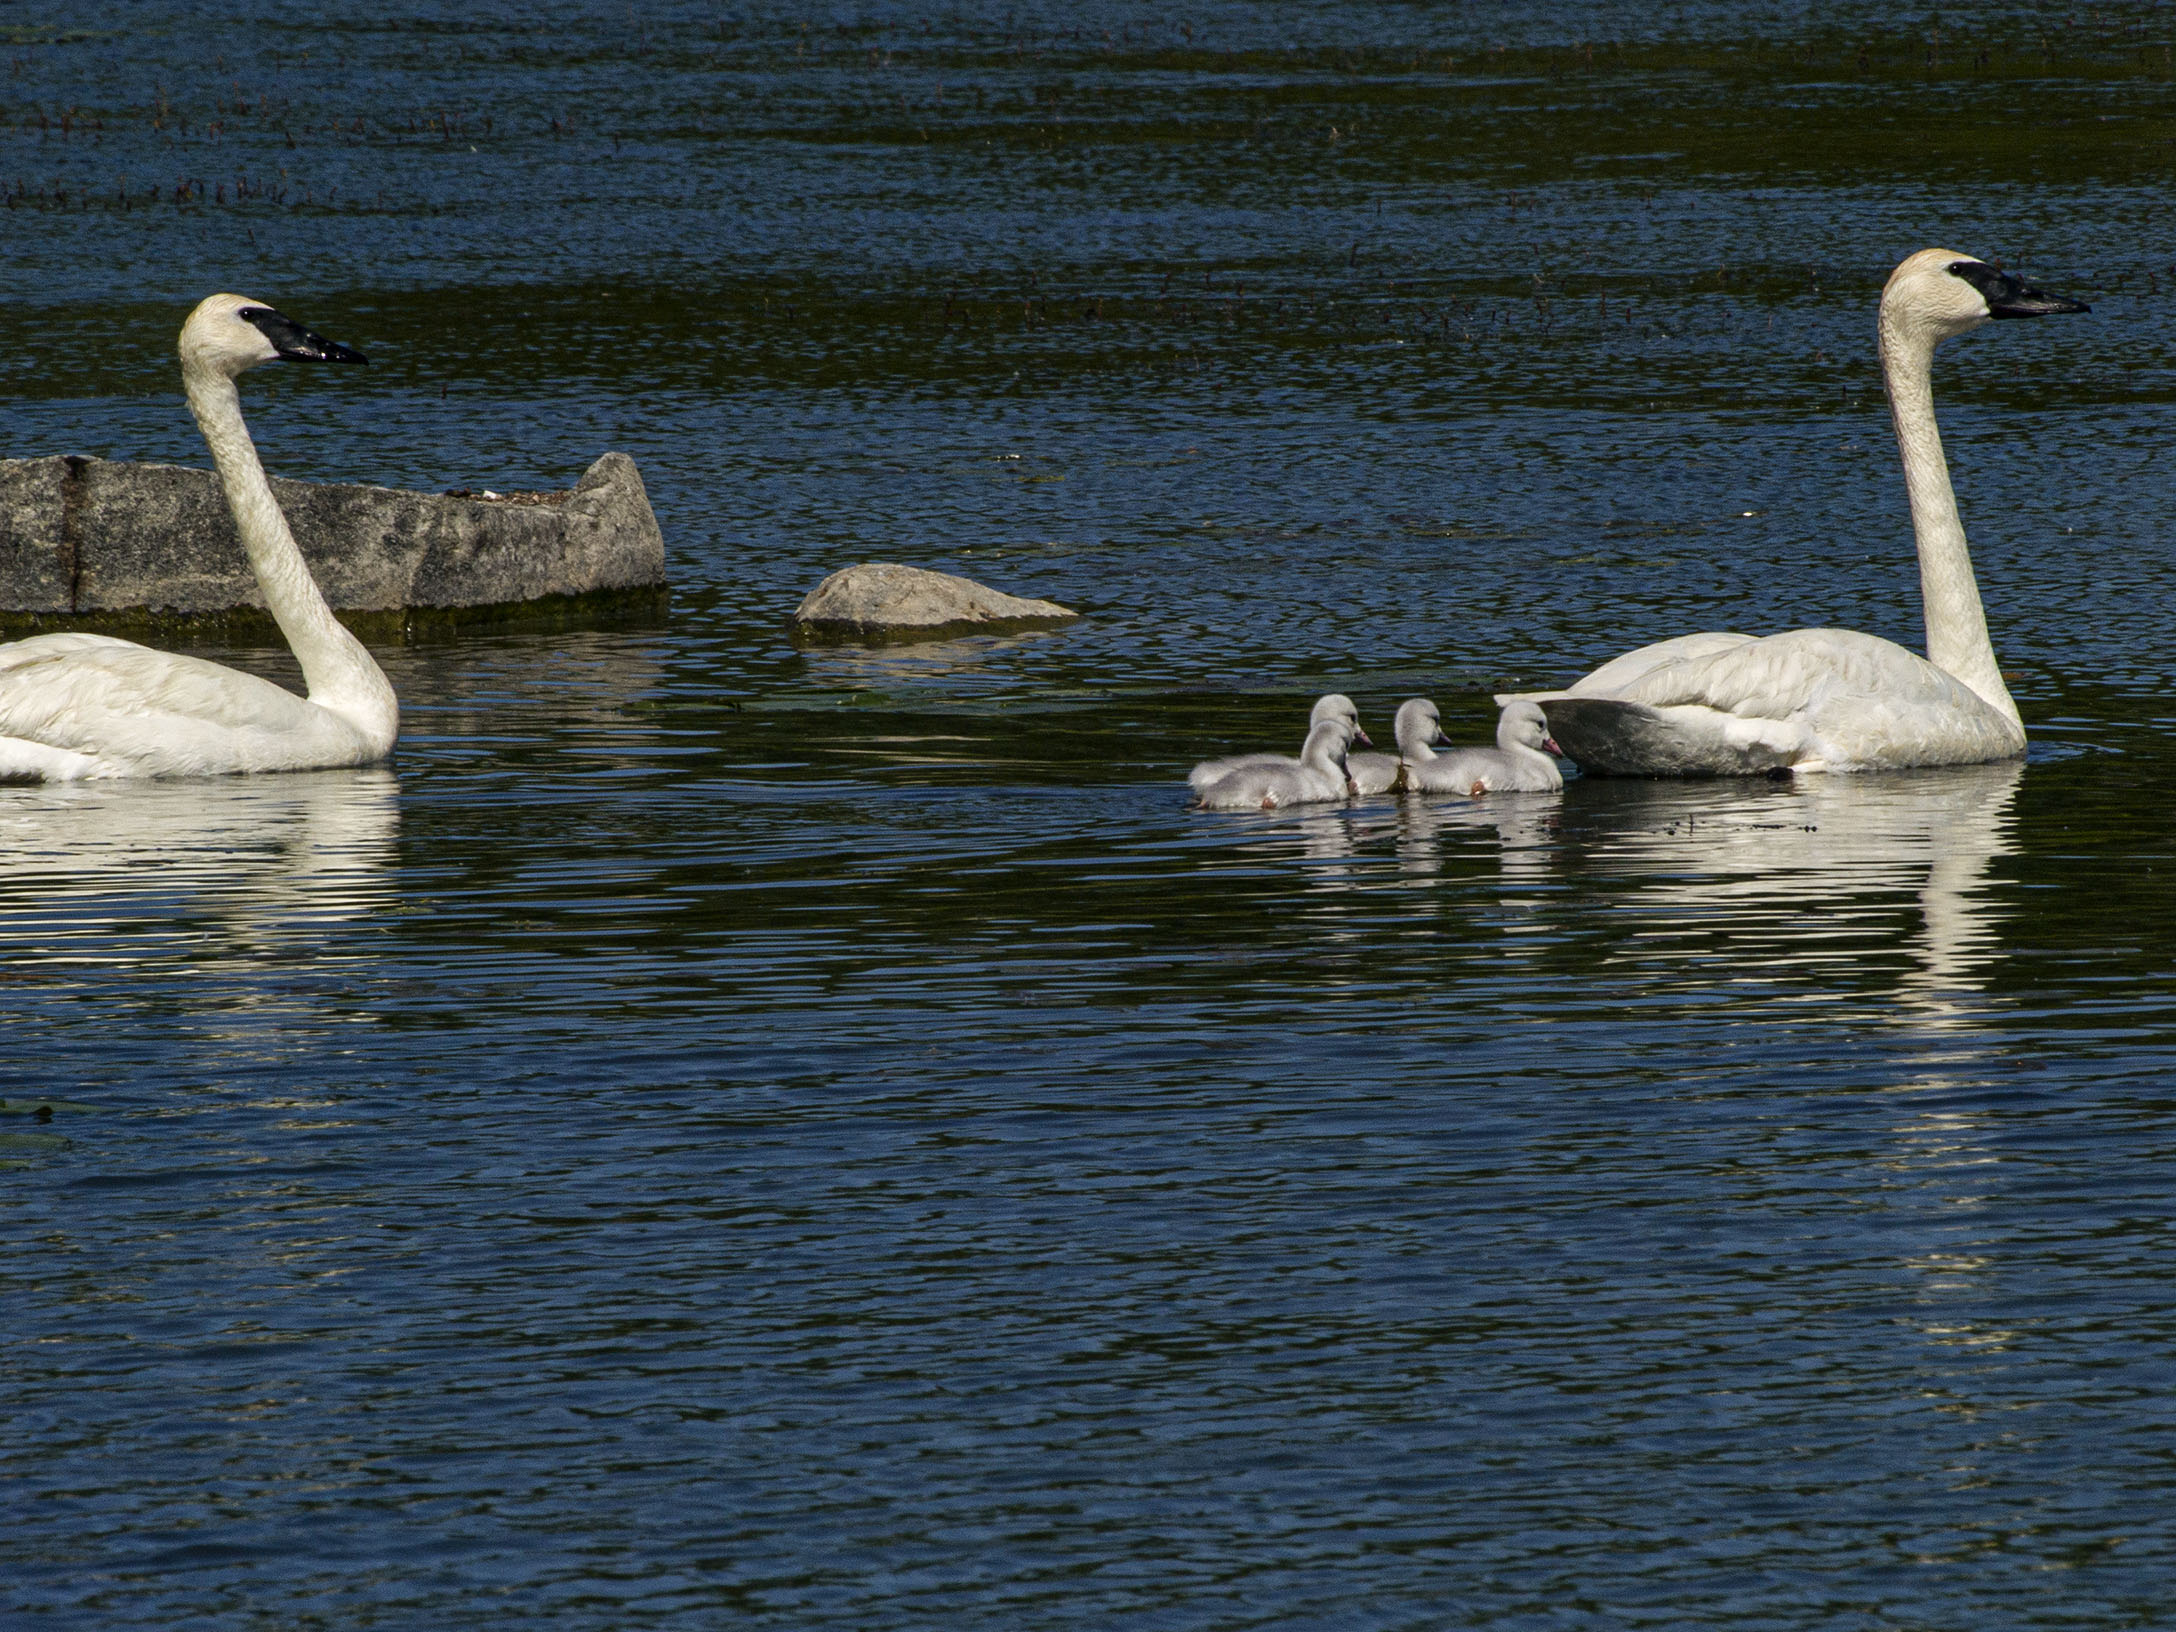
[1879,318,2019,728]
[185,366,398,750]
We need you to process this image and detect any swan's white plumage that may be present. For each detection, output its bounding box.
[0,295,396,782]
[0,633,384,778]
[1561,631,1758,697]
[1194,717,1358,810]
[1525,627,2023,776]
[1408,700,1564,794]
[1188,694,1366,796]
[1348,698,1444,795]
[1501,248,2083,778]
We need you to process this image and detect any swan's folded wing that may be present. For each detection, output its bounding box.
[0,636,320,755]
[1602,628,1957,718]
[1496,631,1758,709]
[1565,631,1760,697]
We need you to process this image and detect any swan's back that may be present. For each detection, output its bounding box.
[1565,632,1759,698]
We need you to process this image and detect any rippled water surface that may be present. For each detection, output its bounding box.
[9,4,2176,1627]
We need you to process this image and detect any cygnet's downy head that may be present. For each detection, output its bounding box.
[1308,693,1370,748]
[1392,697,1448,757]
[1310,692,1371,746]
[179,293,370,378]
[1500,700,1560,756]
[1881,248,2088,345]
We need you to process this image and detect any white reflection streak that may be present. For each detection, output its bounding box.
[1292,808,1363,897]
[1578,766,2028,1360]
[1394,792,1560,893]
[1585,761,2021,1020]
[0,770,400,963]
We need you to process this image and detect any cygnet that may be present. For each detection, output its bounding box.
[1406,700,1564,795]
[1193,716,1361,810]
[1188,694,1370,795]
[1348,698,1450,794]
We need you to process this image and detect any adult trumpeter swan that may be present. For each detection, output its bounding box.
[0,294,396,780]
[1405,700,1564,795]
[1187,694,1369,796]
[1501,249,2087,776]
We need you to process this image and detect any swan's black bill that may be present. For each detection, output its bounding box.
[1945,260,2090,319]
[239,306,370,364]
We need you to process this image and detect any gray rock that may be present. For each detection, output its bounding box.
[791,562,1078,643]
[0,451,665,615]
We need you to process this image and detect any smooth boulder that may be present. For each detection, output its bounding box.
[790,562,1077,642]
[0,451,665,615]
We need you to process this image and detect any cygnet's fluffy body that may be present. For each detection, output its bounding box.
[1406,701,1564,795]
[1188,694,1368,796]
[1193,717,1361,810]
[1348,698,1449,794]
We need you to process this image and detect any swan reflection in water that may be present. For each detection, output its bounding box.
[1394,791,1561,887]
[1381,761,2021,1016]
[1556,765,2028,1364]
[0,768,400,963]
[1566,759,2022,1020]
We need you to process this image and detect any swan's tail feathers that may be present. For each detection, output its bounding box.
[1535,697,1808,779]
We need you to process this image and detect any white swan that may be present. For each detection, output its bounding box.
[1193,716,1359,810]
[1500,249,2087,776]
[1406,700,1564,795]
[0,294,397,780]
[1188,694,1369,796]
[1348,697,1449,794]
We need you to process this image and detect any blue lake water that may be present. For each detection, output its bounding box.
[7,4,2176,1626]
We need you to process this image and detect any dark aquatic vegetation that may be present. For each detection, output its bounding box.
[6,3,2176,1629]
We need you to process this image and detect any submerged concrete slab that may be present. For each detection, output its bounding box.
[0,451,666,617]
[791,561,1078,643]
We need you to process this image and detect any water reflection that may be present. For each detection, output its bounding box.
[0,770,401,963]
[1569,761,2022,1014]
[796,628,1083,696]
[1394,791,1562,889]
[390,631,674,770]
